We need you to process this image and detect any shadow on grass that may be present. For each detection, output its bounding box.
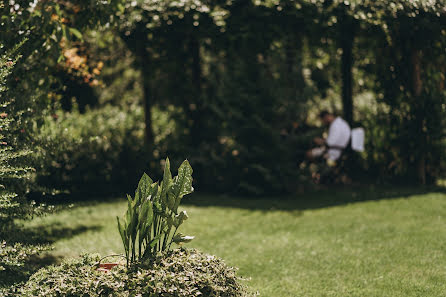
[1,225,102,287]
[6,224,102,245]
[30,184,446,213]
[185,185,446,211]
[0,253,64,288]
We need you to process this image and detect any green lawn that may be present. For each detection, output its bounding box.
[25,187,446,296]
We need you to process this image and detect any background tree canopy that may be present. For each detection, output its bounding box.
[91,0,446,194]
[2,0,446,199]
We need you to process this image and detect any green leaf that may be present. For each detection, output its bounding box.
[172,233,194,244]
[148,182,158,201]
[167,192,176,211]
[68,28,83,40]
[171,160,194,212]
[125,198,132,226]
[149,233,163,248]
[140,221,152,243]
[117,217,126,247]
[139,201,153,227]
[127,194,133,204]
[61,24,68,41]
[160,158,173,204]
[136,173,153,200]
[172,160,194,198]
[174,211,189,228]
[167,216,174,228]
[153,201,162,213]
[130,204,139,243]
[154,184,163,208]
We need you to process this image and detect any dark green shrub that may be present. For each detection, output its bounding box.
[35,105,150,195]
[0,43,50,287]
[0,241,50,287]
[9,250,255,297]
[34,104,181,195]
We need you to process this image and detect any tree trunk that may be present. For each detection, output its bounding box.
[340,15,356,126]
[285,33,304,101]
[191,35,202,96]
[411,49,425,185]
[140,46,155,149]
[142,75,154,148]
[119,25,155,151]
[285,36,294,99]
[189,33,204,145]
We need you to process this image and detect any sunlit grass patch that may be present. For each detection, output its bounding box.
[25,188,446,296]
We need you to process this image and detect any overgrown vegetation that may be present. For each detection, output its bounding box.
[6,250,254,297]
[1,1,445,197]
[24,0,445,195]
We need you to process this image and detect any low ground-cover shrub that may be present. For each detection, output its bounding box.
[0,241,50,287]
[7,250,254,297]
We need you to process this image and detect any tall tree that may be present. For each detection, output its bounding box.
[339,7,357,125]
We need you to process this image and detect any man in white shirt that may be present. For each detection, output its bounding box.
[306,111,351,161]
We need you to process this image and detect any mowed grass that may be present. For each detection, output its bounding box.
[24,187,446,297]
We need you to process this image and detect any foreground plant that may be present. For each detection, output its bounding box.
[7,250,256,297]
[117,158,194,267]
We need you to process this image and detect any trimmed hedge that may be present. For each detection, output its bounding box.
[6,249,256,297]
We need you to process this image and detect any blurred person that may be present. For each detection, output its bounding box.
[306,111,351,162]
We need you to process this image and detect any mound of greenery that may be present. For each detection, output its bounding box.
[7,249,255,297]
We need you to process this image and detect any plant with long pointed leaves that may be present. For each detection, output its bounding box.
[117,158,194,267]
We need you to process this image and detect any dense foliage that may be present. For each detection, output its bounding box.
[6,250,255,297]
[35,105,150,194]
[0,43,46,285]
[3,0,446,197]
[77,0,444,194]
[0,0,120,286]
[0,43,30,229]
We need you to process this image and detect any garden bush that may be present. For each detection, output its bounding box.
[35,105,151,195]
[34,104,183,196]
[0,42,51,287]
[7,250,255,297]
